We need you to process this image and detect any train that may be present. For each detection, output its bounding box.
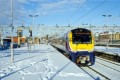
[0,38,18,51]
[65,28,95,65]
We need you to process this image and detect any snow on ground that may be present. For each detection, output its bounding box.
[48,44,120,79]
[0,44,94,80]
[91,60,120,80]
[94,46,120,56]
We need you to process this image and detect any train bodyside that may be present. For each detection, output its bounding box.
[65,28,95,65]
[0,38,18,51]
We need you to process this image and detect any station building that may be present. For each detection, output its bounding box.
[98,32,120,43]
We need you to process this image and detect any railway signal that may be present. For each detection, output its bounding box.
[29,30,32,37]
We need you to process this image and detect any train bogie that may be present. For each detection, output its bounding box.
[69,51,95,65]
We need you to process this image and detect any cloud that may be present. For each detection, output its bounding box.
[40,0,86,10]
[36,0,87,16]
[0,0,31,25]
[0,0,86,25]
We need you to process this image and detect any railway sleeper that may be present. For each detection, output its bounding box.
[94,51,120,63]
[114,55,120,62]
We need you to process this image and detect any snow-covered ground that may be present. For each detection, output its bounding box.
[91,57,120,80]
[94,46,120,56]
[52,44,120,80]
[0,44,95,80]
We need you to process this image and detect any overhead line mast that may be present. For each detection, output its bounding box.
[10,0,14,63]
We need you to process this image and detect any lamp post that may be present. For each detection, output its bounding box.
[0,26,3,46]
[102,14,112,30]
[17,26,24,48]
[94,32,99,45]
[89,25,94,31]
[82,23,88,27]
[111,30,114,44]
[10,0,14,63]
[29,15,38,26]
[29,15,38,50]
[102,14,112,47]
[38,24,44,44]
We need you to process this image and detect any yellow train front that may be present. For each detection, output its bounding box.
[65,28,95,65]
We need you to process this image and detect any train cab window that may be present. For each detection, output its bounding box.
[72,33,92,44]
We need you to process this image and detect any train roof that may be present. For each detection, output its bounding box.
[71,28,91,33]
[3,38,11,40]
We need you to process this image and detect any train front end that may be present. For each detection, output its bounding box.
[66,28,95,65]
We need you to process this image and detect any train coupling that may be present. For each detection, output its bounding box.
[77,56,89,64]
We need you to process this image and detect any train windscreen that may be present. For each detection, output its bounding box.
[72,29,92,44]
[3,38,11,42]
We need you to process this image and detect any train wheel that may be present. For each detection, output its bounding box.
[85,61,89,65]
[89,62,95,66]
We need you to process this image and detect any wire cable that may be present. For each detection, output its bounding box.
[85,5,120,25]
[67,0,88,24]
[71,0,107,25]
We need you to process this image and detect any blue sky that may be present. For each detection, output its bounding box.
[0,0,120,26]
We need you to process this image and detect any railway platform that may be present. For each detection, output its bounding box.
[94,46,120,56]
[52,43,120,80]
[0,44,96,80]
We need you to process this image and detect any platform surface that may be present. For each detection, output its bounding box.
[94,46,120,56]
[0,44,96,80]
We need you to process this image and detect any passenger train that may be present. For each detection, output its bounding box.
[65,28,95,65]
[0,38,18,51]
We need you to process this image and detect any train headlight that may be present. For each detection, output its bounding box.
[88,50,93,53]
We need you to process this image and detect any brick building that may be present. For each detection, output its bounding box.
[99,32,120,43]
[6,36,26,43]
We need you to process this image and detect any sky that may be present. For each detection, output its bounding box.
[0,0,120,26]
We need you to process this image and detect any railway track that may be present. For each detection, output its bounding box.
[87,66,110,80]
[79,56,120,80]
[52,44,120,80]
[94,51,120,63]
[80,66,111,80]
[96,57,120,66]
[96,61,120,72]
